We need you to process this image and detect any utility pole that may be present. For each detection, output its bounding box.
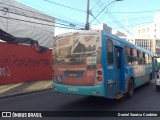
[85,0,90,30]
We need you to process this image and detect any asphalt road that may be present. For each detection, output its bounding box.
[0,80,160,120]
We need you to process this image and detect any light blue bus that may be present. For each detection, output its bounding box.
[52,30,155,99]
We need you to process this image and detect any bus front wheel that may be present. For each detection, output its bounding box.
[127,79,134,98]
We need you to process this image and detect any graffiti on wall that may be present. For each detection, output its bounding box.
[0,42,52,85]
[0,55,50,77]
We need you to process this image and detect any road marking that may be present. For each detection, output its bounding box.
[44,82,52,88]
[0,83,23,93]
[24,81,52,91]
[24,82,40,91]
[0,85,12,89]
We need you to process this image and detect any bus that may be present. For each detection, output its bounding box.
[52,30,155,99]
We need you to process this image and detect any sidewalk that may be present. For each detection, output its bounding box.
[0,80,53,98]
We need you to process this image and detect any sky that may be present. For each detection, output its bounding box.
[16,0,160,36]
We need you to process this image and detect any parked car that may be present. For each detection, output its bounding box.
[156,70,160,91]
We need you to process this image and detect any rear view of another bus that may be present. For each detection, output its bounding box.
[52,30,105,97]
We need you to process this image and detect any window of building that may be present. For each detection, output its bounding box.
[142,29,145,33]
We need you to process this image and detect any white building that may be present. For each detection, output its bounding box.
[125,36,135,44]
[91,23,112,33]
[91,23,137,45]
[134,24,154,39]
[133,14,160,56]
[154,14,160,39]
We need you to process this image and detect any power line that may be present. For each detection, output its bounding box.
[106,9,134,36]
[18,0,86,28]
[1,1,86,30]
[0,7,75,29]
[91,0,130,35]
[54,25,81,30]
[0,1,58,33]
[95,3,133,36]
[55,21,85,29]
[16,0,160,15]
[0,6,82,28]
[41,0,86,12]
[112,21,154,30]
[89,11,101,24]
[0,1,85,39]
[104,16,153,24]
[90,0,104,24]
[96,0,134,36]
[56,18,85,30]
[89,0,118,24]
[121,21,153,28]
[92,9,160,13]
[91,0,101,11]
[15,0,153,31]
[0,15,81,32]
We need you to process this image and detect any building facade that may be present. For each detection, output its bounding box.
[134,14,160,56]
[0,0,55,48]
[91,23,112,33]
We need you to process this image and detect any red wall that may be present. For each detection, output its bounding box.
[0,42,52,85]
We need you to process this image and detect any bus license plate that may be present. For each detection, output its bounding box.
[68,88,78,92]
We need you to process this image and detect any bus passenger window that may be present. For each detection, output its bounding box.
[143,53,146,64]
[107,39,114,65]
[125,46,132,65]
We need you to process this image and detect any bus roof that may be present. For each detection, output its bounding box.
[102,31,154,57]
[54,30,153,57]
[55,30,101,38]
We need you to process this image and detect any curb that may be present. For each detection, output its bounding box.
[0,88,53,99]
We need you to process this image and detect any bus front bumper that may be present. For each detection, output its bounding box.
[52,82,105,97]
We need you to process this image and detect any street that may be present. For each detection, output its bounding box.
[0,80,159,111]
[0,80,160,120]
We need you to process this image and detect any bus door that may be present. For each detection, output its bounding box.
[104,38,116,98]
[114,46,123,94]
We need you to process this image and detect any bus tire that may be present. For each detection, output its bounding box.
[127,79,134,98]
